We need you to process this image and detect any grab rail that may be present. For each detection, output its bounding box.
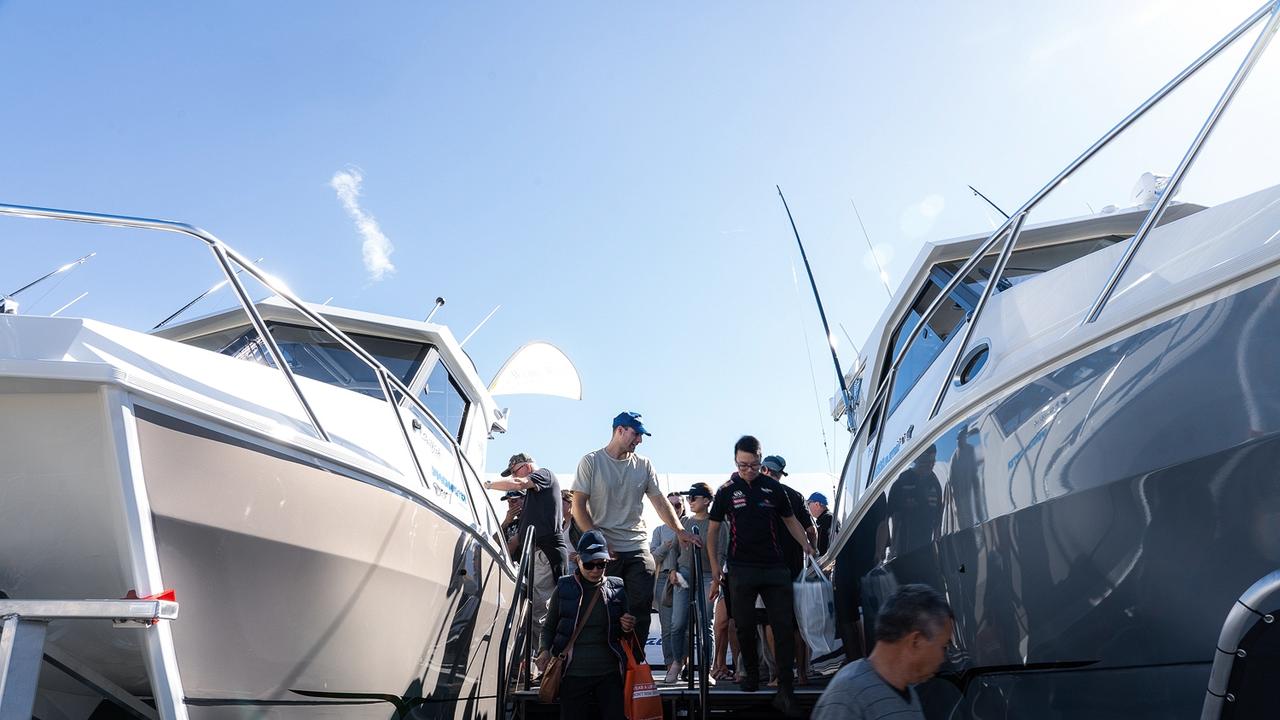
[0,202,503,550]
[496,525,537,717]
[1201,569,1280,719]
[831,0,1280,532]
[683,525,709,720]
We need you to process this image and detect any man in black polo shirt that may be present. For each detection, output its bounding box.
[706,436,813,717]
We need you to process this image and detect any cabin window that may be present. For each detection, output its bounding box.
[884,279,969,415]
[419,359,469,441]
[187,323,430,400]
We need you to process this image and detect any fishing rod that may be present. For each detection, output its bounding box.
[776,186,856,433]
[968,184,1011,219]
[153,257,264,330]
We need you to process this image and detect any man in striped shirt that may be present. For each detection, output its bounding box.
[812,584,953,719]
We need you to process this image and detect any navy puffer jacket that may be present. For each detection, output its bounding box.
[541,572,629,674]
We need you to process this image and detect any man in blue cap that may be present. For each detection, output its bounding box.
[572,411,699,644]
[808,492,833,555]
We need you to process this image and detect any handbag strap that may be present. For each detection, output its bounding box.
[560,586,602,656]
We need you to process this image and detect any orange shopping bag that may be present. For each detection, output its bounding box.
[623,632,663,720]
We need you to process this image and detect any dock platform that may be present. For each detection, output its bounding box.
[509,675,831,719]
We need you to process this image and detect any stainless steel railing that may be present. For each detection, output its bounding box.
[496,526,538,717]
[0,202,505,555]
[831,0,1280,532]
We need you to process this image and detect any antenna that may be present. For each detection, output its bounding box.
[838,322,862,361]
[153,257,264,330]
[7,252,95,298]
[460,304,501,346]
[968,185,1011,219]
[51,291,89,317]
[425,297,445,323]
[790,262,833,471]
[777,186,855,433]
[850,200,893,299]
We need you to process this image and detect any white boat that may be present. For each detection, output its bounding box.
[825,3,1280,717]
[0,207,577,719]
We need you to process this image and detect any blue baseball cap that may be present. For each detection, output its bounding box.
[808,492,828,506]
[612,411,651,436]
[762,455,788,476]
[577,530,611,563]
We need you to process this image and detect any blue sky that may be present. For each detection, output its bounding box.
[0,1,1270,477]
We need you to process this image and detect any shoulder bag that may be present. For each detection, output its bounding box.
[538,587,601,703]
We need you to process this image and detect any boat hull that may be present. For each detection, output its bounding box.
[0,386,512,719]
[834,270,1280,717]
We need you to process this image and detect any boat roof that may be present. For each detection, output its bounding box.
[853,201,1207,384]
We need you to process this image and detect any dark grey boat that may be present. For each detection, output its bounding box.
[826,4,1280,717]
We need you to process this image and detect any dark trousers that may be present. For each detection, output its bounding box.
[559,671,625,720]
[728,563,796,690]
[606,549,656,640]
[535,533,569,579]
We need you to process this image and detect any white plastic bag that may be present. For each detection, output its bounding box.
[792,554,843,659]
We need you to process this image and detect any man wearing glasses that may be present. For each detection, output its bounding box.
[706,435,813,717]
[572,411,698,646]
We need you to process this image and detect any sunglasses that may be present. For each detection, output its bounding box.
[582,560,607,571]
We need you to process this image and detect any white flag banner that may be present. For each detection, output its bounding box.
[488,341,582,400]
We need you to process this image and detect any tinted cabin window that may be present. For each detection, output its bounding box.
[419,359,469,441]
[883,279,968,415]
[186,323,429,400]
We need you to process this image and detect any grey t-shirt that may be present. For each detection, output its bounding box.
[811,659,923,720]
[573,448,662,552]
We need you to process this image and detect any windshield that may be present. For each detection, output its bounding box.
[187,322,430,399]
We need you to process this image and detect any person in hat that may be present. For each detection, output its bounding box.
[487,452,568,579]
[536,530,637,720]
[487,453,568,642]
[499,490,525,558]
[808,492,833,555]
[572,411,699,645]
[706,436,813,717]
[662,482,728,684]
[760,454,818,686]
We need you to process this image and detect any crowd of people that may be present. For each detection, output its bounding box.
[492,409,952,720]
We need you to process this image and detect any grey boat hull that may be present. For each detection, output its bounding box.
[833,271,1280,718]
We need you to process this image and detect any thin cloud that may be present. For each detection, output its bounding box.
[330,168,395,281]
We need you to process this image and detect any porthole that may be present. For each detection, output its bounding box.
[955,342,990,386]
